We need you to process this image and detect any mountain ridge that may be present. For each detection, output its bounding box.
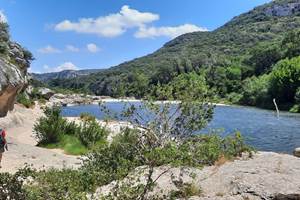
[31,69,104,82]
[36,0,300,100]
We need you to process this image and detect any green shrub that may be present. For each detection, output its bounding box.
[225,92,243,104]
[2,130,252,199]
[0,173,26,200]
[17,93,35,108]
[146,131,252,168]
[82,129,252,188]
[33,106,67,144]
[82,128,143,186]
[24,169,90,200]
[80,112,96,122]
[222,131,253,158]
[170,183,202,199]
[77,118,108,148]
[240,74,271,107]
[34,107,108,154]
[0,167,33,200]
[290,105,300,113]
[64,121,79,135]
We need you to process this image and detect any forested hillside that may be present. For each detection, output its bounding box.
[42,0,300,112]
[31,69,103,82]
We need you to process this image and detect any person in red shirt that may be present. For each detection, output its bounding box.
[0,128,7,168]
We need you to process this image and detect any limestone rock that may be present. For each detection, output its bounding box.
[264,1,300,17]
[0,23,32,117]
[0,58,28,117]
[293,147,300,157]
[38,87,54,100]
[91,152,300,200]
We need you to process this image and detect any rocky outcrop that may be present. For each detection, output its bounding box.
[48,93,94,106]
[264,1,300,17]
[92,152,300,200]
[0,56,29,116]
[38,87,54,100]
[294,147,300,157]
[0,25,31,117]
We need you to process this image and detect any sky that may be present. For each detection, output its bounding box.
[0,0,271,73]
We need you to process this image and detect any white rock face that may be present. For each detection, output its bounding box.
[264,2,300,17]
[38,87,54,100]
[0,25,31,117]
[91,152,300,200]
[0,57,29,117]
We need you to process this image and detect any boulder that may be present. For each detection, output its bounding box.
[38,88,55,100]
[293,147,300,158]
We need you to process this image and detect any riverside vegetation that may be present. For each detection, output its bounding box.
[34,107,108,155]
[35,0,300,113]
[0,75,252,199]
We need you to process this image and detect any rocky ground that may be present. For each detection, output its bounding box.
[0,104,81,173]
[93,152,300,200]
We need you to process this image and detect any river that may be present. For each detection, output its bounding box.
[61,103,300,154]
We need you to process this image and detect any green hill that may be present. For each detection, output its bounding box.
[45,0,300,111]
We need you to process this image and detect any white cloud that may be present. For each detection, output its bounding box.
[0,10,7,23]
[43,62,79,73]
[87,43,100,53]
[54,5,159,37]
[38,45,61,54]
[135,24,208,39]
[66,45,80,52]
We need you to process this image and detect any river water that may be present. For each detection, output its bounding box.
[62,103,300,154]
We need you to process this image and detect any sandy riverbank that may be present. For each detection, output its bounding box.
[0,104,80,173]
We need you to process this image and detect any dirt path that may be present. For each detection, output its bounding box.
[0,105,81,173]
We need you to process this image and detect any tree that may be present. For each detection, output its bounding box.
[98,75,214,199]
[225,66,242,93]
[282,29,300,59]
[240,74,271,107]
[247,44,282,75]
[269,56,300,104]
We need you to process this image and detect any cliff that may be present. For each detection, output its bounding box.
[0,23,32,117]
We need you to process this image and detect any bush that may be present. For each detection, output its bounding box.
[80,112,96,122]
[2,130,252,199]
[0,172,26,200]
[290,105,300,113]
[17,93,35,108]
[146,131,252,168]
[0,167,33,200]
[64,121,78,135]
[82,129,252,187]
[82,128,143,186]
[170,183,202,199]
[33,106,67,144]
[240,74,271,107]
[76,118,108,148]
[225,92,243,104]
[24,169,90,200]
[34,107,108,154]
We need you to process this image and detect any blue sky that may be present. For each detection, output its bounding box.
[0,0,271,73]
